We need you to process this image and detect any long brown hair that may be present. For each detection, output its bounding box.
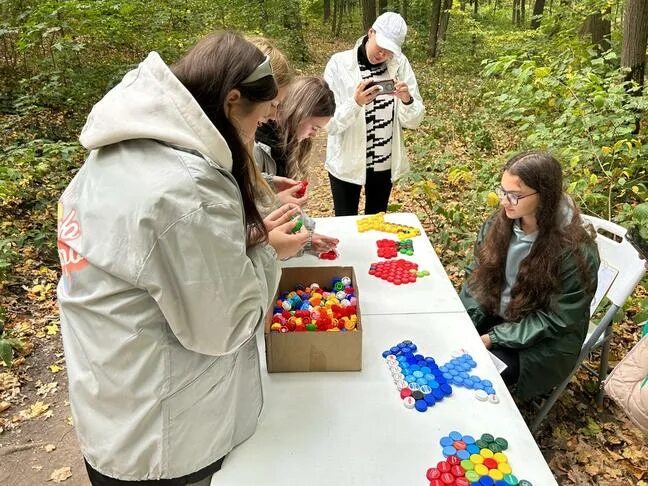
[171,31,277,247]
[277,76,335,180]
[468,151,596,320]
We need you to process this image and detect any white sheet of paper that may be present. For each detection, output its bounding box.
[590,262,619,315]
[489,350,508,374]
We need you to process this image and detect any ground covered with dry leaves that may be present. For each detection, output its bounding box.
[0,25,646,486]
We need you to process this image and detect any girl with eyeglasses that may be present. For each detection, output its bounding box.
[459,151,600,400]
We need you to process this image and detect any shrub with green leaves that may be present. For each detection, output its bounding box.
[0,306,22,367]
[483,46,648,222]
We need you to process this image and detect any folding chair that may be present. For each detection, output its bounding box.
[530,215,646,432]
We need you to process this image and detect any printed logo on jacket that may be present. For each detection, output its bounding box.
[57,203,88,276]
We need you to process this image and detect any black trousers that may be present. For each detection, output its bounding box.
[84,456,224,486]
[490,347,521,386]
[477,315,521,386]
[329,169,392,216]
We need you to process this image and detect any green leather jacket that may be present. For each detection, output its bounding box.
[459,218,600,399]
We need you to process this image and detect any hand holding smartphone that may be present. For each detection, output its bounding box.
[367,79,395,95]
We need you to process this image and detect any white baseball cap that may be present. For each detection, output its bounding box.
[372,12,407,57]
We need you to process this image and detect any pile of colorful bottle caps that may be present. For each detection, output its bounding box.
[270,277,358,332]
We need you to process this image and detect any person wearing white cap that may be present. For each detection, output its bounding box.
[324,11,425,216]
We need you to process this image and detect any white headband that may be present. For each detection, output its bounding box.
[242,55,274,84]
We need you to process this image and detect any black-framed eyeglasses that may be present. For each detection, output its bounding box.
[495,186,538,206]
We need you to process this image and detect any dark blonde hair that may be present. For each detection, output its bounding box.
[468,151,596,320]
[171,32,277,247]
[247,36,294,89]
[277,76,335,180]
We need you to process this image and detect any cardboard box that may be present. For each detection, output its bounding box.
[265,266,362,372]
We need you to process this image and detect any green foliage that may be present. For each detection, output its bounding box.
[0,136,84,273]
[0,306,23,367]
[0,0,310,279]
[1,0,310,115]
[484,48,648,220]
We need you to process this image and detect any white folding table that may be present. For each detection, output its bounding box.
[211,214,557,485]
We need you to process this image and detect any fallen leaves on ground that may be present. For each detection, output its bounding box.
[18,400,51,420]
[49,466,72,483]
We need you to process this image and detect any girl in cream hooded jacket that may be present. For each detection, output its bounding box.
[57,51,280,481]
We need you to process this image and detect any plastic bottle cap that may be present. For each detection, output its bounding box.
[440,436,454,447]
[503,473,518,485]
[449,430,463,441]
[494,437,509,449]
[442,446,457,457]
[460,459,474,471]
[447,456,460,466]
[415,399,428,412]
[480,448,495,458]
[470,454,484,465]
[465,471,480,482]
[489,470,504,481]
[426,467,441,480]
[498,463,512,475]
[493,452,508,464]
[457,449,470,460]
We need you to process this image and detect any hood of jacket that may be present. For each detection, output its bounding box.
[79,52,233,172]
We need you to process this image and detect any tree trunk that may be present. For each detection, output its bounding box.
[379,0,388,13]
[428,0,443,58]
[530,0,545,28]
[362,0,377,30]
[332,0,338,34]
[335,0,345,35]
[473,0,478,16]
[438,0,453,41]
[521,0,525,23]
[460,0,466,11]
[513,0,521,25]
[324,0,331,21]
[622,0,648,91]
[581,11,612,53]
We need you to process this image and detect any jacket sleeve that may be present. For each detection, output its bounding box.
[136,203,280,356]
[324,56,364,136]
[253,142,277,177]
[397,56,425,129]
[459,220,491,328]
[489,245,599,349]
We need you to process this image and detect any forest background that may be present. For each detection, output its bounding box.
[0,0,647,484]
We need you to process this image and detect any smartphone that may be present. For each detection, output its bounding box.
[367,79,395,94]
